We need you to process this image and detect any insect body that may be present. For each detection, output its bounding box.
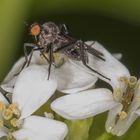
[22,22,109,80]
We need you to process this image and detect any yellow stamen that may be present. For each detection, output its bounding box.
[44,112,54,119]
[128,76,137,88]
[8,103,20,116]
[2,109,13,120]
[9,103,17,112]
[118,111,127,120]
[10,118,19,128]
[0,120,4,128]
[7,132,14,140]
[114,89,121,97]
[13,109,20,117]
[0,101,5,112]
[119,76,128,84]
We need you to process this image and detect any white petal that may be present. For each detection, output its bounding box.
[70,41,130,89]
[0,131,6,138]
[51,88,118,120]
[113,53,122,60]
[105,104,123,133]
[12,65,57,119]
[13,115,68,140]
[0,127,8,138]
[51,59,97,94]
[60,81,96,94]
[3,51,45,86]
[134,79,140,97]
[1,83,14,93]
[135,109,140,116]
[128,79,140,113]
[105,104,138,136]
[135,80,140,115]
[3,57,25,84]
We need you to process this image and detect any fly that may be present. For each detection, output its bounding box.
[20,22,110,80]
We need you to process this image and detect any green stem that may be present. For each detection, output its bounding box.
[65,118,93,140]
[95,132,113,140]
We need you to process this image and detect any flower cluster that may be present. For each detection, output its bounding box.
[51,41,140,136]
[0,41,139,139]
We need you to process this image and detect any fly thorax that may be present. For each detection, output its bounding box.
[42,22,60,35]
[38,22,60,46]
[114,76,137,122]
[38,33,52,46]
[0,102,22,140]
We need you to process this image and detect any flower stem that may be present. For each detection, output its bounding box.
[65,117,93,140]
[95,132,113,140]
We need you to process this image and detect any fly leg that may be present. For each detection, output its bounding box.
[0,86,11,103]
[47,44,53,80]
[15,43,43,75]
[77,41,110,81]
[59,24,69,35]
[84,42,105,61]
[26,47,44,67]
[20,43,37,71]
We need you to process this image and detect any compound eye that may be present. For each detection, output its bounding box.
[30,23,41,36]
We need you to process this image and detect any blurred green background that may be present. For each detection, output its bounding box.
[0,0,140,140]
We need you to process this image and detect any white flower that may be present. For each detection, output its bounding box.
[0,65,68,140]
[51,41,140,136]
[2,51,97,94]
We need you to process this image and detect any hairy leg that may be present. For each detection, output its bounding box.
[15,43,41,75]
[47,44,53,80]
[78,41,110,80]
[84,42,105,61]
